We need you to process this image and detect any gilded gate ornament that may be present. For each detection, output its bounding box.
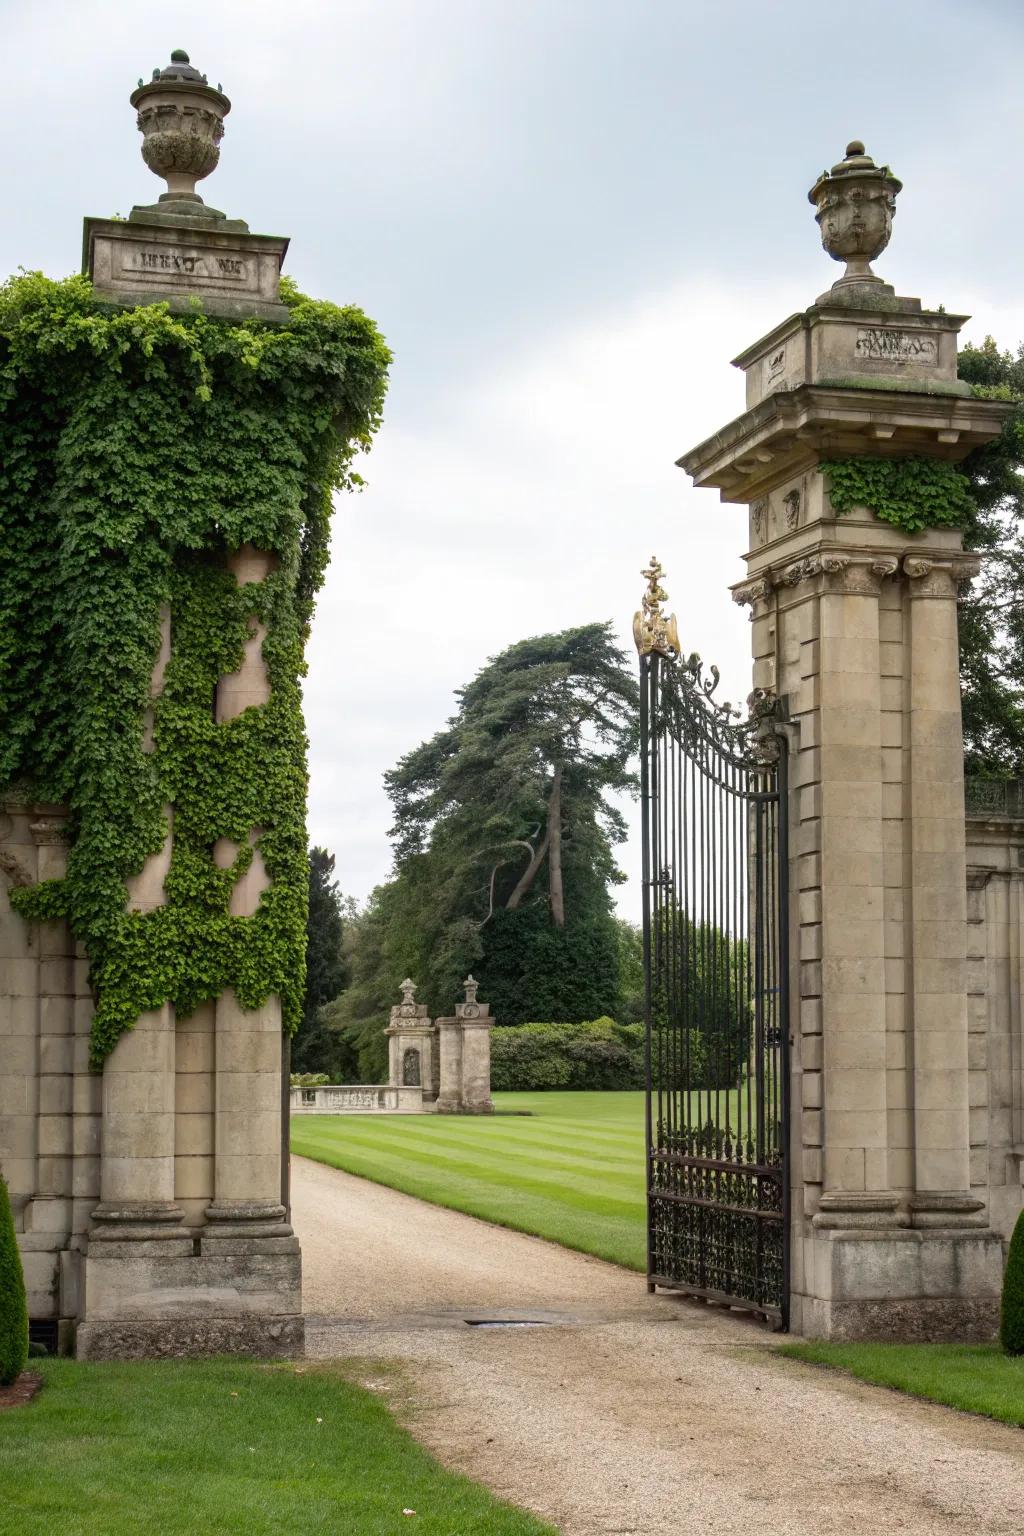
[633,557,681,657]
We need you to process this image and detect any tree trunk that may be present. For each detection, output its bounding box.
[505,829,550,909]
[547,762,565,928]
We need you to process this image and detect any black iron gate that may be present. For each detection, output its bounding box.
[636,560,790,1328]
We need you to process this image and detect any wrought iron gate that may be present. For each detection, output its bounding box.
[635,560,790,1328]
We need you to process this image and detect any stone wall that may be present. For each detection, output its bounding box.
[965,780,1024,1245]
[1,801,94,1347]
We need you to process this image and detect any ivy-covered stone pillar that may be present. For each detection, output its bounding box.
[0,50,389,1359]
[679,142,1012,1339]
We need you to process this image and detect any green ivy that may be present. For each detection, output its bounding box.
[0,271,390,1064]
[820,455,975,534]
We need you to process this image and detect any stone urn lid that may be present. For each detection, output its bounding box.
[130,50,231,220]
[808,141,902,299]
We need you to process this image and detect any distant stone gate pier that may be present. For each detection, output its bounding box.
[291,978,494,1116]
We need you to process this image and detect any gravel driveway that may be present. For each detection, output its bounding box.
[293,1153,1024,1536]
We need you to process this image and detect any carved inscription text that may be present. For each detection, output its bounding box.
[854,328,938,365]
[129,248,249,283]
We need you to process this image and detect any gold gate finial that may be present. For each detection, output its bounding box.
[633,556,680,657]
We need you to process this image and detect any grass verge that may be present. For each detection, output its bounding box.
[290,1090,647,1270]
[779,1340,1024,1428]
[0,1357,555,1535]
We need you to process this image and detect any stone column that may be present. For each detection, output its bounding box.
[204,544,291,1234]
[435,1018,463,1113]
[92,602,182,1247]
[905,557,981,1221]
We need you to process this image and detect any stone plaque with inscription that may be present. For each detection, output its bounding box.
[84,216,290,322]
[854,327,938,365]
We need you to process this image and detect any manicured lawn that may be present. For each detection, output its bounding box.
[291,1091,648,1270]
[779,1340,1024,1428]
[0,1358,554,1535]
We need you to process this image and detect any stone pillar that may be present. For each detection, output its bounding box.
[679,141,1010,1339]
[16,48,310,1360]
[435,1017,463,1113]
[456,975,494,1114]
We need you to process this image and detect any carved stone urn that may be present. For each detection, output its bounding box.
[129,50,231,217]
[808,141,902,297]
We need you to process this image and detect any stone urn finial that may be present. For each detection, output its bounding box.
[130,50,230,216]
[463,975,479,1006]
[808,141,902,297]
[399,978,417,1007]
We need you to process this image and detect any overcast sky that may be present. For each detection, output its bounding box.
[4,0,1024,921]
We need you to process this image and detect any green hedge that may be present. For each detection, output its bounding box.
[0,1175,28,1386]
[491,1018,724,1092]
[1002,1207,1024,1355]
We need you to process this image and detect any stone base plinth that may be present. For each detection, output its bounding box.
[792,1227,1004,1341]
[77,1229,302,1360]
[76,1314,304,1361]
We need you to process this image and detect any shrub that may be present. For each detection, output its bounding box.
[490,1019,727,1094]
[0,1175,28,1386]
[491,1018,646,1092]
[1001,1207,1024,1355]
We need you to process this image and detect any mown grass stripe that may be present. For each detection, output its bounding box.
[293,1120,642,1181]
[291,1134,644,1217]
[292,1090,649,1270]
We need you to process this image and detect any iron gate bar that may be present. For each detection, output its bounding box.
[635,558,790,1329]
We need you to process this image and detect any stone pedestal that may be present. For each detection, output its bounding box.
[679,173,1015,1336]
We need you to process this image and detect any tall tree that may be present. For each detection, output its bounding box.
[957,338,1024,773]
[292,847,351,1074]
[335,623,639,1035]
[388,622,637,912]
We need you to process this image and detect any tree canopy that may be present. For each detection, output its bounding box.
[292,847,353,1076]
[957,337,1024,773]
[320,622,639,1077]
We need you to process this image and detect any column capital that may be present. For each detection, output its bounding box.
[904,554,980,597]
[732,575,773,613]
[770,550,900,597]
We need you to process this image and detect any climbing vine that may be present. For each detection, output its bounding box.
[820,455,975,534]
[0,271,390,1063]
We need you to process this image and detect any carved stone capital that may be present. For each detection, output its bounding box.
[903,555,974,599]
[771,552,897,597]
[29,817,67,847]
[732,576,773,613]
